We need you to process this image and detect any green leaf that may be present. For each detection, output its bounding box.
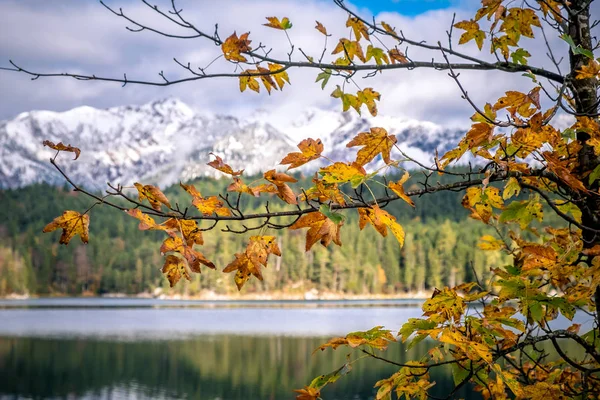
[452,363,470,386]
[316,69,332,89]
[522,71,538,82]
[511,48,530,65]
[499,197,543,229]
[561,34,595,59]
[309,362,352,389]
[399,318,436,342]
[319,204,345,224]
[589,165,600,185]
[561,128,576,140]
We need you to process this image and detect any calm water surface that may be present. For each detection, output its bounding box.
[0,298,591,399]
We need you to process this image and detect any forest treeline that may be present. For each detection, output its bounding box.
[0,171,509,297]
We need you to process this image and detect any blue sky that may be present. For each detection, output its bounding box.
[350,0,453,16]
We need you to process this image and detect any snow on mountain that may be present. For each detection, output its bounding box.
[0,98,465,190]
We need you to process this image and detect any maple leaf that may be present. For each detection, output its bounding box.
[180,182,231,216]
[257,66,278,94]
[500,8,541,41]
[543,152,589,192]
[491,35,518,59]
[388,48,408,64]
[289,212,343,251]
[365,45,389,65]
[227,177,277,197]
[315,69,332,89]
[164,218,204,246]
[454,20,485,50]
[207,153,243,176]
[381,21,396,35]
[470,103,497,125]
[576,60,600,80]
[239,69,260,93]
[315,21,328,35]
[302,177,346,206]
[43,210,90,245]
[127,209,167,231]
[160,234,214,273]
[264,169,298,204]
[134,183,171,211]
[161,255,191,288]
[223,236,281,290]
[280,138,324,169]
[263,16,292,30]
[222,32,252,62]
[475,0,503,21]
[388,171,415,207]
[358,206,405,247]
[357,88,381,116]
[493,87,541,117]
[319,162,366,186]
[268,63,290,89]
[331,85,362,114]
[294,386,320,400]
[464,122,494,149]
[42,140,81,160]
[347,127,397,165]
[346,16,369,40]
[331,39,366,62]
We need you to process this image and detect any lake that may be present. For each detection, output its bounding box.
[0,298,590,399]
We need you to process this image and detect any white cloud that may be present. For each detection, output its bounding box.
[0,0,583,130]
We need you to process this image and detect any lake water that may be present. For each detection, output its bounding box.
[0,298,591,399]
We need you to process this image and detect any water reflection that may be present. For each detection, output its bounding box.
[0,336,473,400]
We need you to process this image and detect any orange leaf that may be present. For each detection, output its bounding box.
[289,212,343,251]
[43,140,81,160]
[358,206,405,246]
[263,16,292,30]
[294,386,321,400]
[264,169,298,204]
[315,21,328,35]
[180,182,231,216]
[346,127,397,165]
[43,210,90,245]
[207,153,243,176]
[127,209,167,231]
[280,138,324,169]
[161,255,190,288]
[164,218,204,247]
[221,32,252,62]
[388,48,408,64]
[388,171,415,207]
[134,183,171,211]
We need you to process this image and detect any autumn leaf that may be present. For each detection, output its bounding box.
[223,236,281,290]
[470,103,497,125]
[346,16,369,40]
[454,20,485,50]
[294,386,320,400]
[207,153,243,176]
[264,169,298,204]
[161,255,191,288]
[257,66,277,94]
[500,8,541,42]
[222,32,252,62]
[43,210,90,245]
[332,39,366,62]
[263,16,292,30]
[302,177,346,206]
[160,233,214,273]
[331,85,362,114]
[356,88,381,116]
[134,183,171,211]
[227,177,277,197]
[365,45,389,65]
[239,69,260,93]
[389,48,408,64]
[316,326,396,352]
[381,21,396,35]
[180,182,231,216]
[164,218,204,246]
[42,140,81,160]
[346,127,397,165]
[127,209,167,231]
[289,212,343,251]
[268,63,290,89]
[280,138,324,169]
[388,171,414,207]
[319,162,366,186]
[576,59,600,80]
[315,21,328,35]
[358,206,405,247]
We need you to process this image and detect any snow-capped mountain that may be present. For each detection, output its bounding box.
[0,98,464,189]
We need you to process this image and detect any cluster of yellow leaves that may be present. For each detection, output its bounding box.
[331,86,381,116]
[223,236,281,290]
[239,63,290,94]
[375,363,433,400]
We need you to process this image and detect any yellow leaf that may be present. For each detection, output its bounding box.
[358,206,405,247]
[289,212,343,251]
[503,177,521,199]
[42,140,81,160]
[346,16,369,40]
[221,32,252,62]
[268,63,290,89]
[180,182,231,216]
[127,209,167,231]
[356,88,381,116]
[347,127,396,165]
[207,153,243,176]
[161,254,190,288]
[388,171,415,207]
[454,20,485,50]
[263,16,292,30]
[319,162,366,184]
[239,70,260,93]
[331,39,366,62]
[43,210,90,245]
[134,183,171,211]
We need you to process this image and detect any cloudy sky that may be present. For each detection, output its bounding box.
[0,0,592,127]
